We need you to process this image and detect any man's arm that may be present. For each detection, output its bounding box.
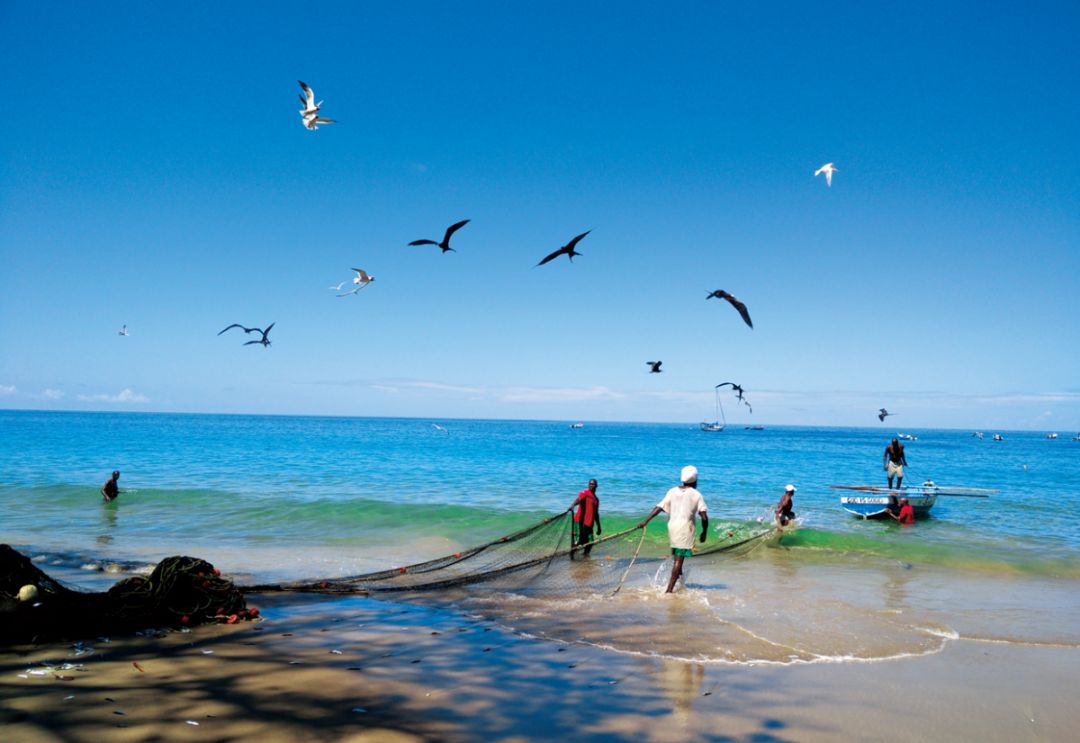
[637,506,663,529]
[884,449,890,470]
[699,512,709,542]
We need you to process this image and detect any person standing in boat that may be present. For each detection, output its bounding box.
[883,438,908,489]
[570,479,601,558]
[637,466,709,593]
[886,496,915,525]
[775,484,797,526]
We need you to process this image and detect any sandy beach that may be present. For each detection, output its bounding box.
[4,588,1078,743]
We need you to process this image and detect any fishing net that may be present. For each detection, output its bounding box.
[0,544,249,645]
[244,510,778,598]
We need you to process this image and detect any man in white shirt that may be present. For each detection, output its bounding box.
[637,465,709,593]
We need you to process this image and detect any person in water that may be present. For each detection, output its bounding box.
[100,470,121,502]
[570,479,602,557]
[884,437,908,489]
[775,484,797,526]
[637,466,709,593]
[887,496,915,525]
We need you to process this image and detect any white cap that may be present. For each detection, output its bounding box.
[681,465,698,484]
[785,484,796,492]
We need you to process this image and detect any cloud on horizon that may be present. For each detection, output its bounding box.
[75,388,149,404]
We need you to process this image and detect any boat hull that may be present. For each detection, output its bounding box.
[840,493,938,519]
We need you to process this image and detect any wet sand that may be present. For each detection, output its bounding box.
[3,591,1078,742]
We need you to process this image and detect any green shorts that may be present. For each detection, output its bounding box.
[671,548,693,558]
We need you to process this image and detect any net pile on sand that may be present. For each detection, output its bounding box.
[0,544,249,645]
[245,510,777,597]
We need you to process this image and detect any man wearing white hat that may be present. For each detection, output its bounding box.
[775,484,797,526]
[637,465,709,593]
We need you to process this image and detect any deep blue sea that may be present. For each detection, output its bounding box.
[3,410,1079,663]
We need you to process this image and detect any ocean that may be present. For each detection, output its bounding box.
[2,410,1078,664]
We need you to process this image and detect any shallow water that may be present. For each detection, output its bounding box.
[2,410,1078,662]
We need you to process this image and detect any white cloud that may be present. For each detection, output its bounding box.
[42,388,65,400]
[0,384,15,395]
[499,385,626,403]
[76,388,149,404]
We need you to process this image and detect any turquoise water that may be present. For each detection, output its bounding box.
[1,410,1077,578]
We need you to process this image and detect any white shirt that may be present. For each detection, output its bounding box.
[656,485,708,550]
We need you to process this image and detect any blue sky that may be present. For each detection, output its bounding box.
[1,1,1078,429]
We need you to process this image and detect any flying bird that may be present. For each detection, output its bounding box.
[409,220,470,253]
[218,323,274,347]
[815,162,838,187]
[298,80,322,117]
[647,361,663,374]
[329,281,347,292]
[338,269,375,296]
[244,323,275,347]
[431,423,449,434]
[878,408,892,422]
[706,290,753,328]
[715,382,745,401]
[302,114,337,130]
[118,325,129,337]
[535,231,590,267]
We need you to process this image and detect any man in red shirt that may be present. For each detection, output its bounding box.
[887,497,915,525]
[571,479,602,557]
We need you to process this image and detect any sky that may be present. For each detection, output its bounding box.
[1,1,1078,429]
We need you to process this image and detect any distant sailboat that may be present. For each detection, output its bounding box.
[700,387,726,432]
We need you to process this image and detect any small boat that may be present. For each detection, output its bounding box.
[744,426,765,431]
[1073,434,1080,442]
[992,434,1004,441]
[897,433,917,441]
[700,386,726,432]
[830,482,997,520]
[1046,433,1058,439]
[972,432,984,439]
[569,422,584,429]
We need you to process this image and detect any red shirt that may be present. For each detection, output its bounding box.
[898,504,915,525]
[574,489,599,527]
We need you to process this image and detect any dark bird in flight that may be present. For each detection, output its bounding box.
[647,361,663,374]
[878,408,892,422]
[716,382,753,413]
[536,231,590,267]
[706,290,753,329]
[409,219,470,253]
[219,323,275,347]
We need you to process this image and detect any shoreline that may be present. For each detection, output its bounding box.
[4,591,1079,742]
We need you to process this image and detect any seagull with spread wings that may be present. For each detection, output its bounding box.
[815,162,838,187]
[298,80,322,117]
[218,323,275,347]
[118,325,129,337]
[536,230,590,267]
[338,269,375,296]
[647,360,663,374]
[706,290,753,328]
[409,220,470,253]
[878,408,893,422]
[716,382,753,413]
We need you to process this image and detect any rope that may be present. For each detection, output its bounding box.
[611,527,647,596]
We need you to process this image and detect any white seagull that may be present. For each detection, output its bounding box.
[328,281,347,292]
[337,268,375,296]
[298,80,322,117]
[118,325,129,336]
[815,162,838,187]
[303,113,337,131]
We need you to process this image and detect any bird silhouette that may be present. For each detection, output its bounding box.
[647,361,663,374]
[706,290,753,328]
[244,323,275,347]
[536,231,590,267]
[409,220,470,253]
[815,162,838,187]
[878,408,892,422]
[118,325,129,337]
[219,323,274,347]
[715,382,745,401]
[338,269,374,296]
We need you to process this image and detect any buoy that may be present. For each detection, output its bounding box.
[17,584,38,602]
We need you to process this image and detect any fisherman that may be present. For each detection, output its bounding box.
[570,479,601,558]
[637,466,709,593]
[886,496,915,525]
[775,484,797,526]
[884,437,908,489]
[100,470,121,502]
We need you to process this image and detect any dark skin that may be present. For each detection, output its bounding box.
[886,498,915,525]
[101,471,120,502]
[637,481,708,593]
[569,479,602,558]
[775,489,794,526]
[884,438,908,489]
